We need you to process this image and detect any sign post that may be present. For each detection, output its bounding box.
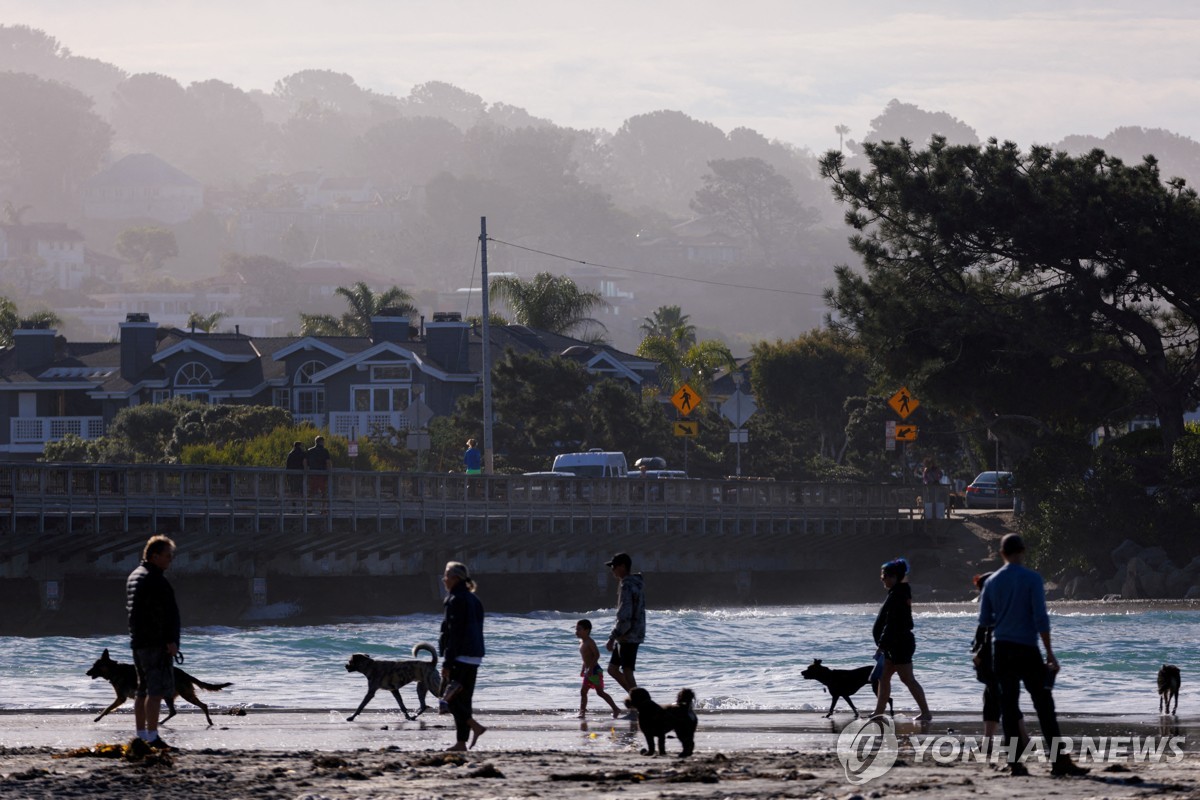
[671,383,699,474]
[719,389,757,477]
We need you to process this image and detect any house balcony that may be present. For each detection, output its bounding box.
[9,416,105,453]
[328,412,410,440]
[291,413,327,429]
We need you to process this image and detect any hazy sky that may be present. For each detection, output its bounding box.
[3,1,1196,152]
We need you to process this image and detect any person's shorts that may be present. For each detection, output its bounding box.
[581,664,605,692]
[308,475,328,494]
[882,633,916,666]
[133,647,175,698]
[608,642,639,672]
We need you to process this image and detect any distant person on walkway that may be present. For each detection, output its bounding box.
[870,557,932,721]
[305,435,331,509]
[605,552,645,698]
[285,441,306,504]
[126,534,180,750]
[439,561,487,751]
[978,534,1088,777]
[576,619,620,719]
[464,439,482,475]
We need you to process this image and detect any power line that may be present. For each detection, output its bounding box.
[485,237,828,298]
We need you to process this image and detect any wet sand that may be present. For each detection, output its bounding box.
[1,709,1197,799]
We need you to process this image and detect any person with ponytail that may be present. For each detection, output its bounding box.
[439,561,487,750]
[870,557,932,720]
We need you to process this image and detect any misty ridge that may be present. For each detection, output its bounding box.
[4,23,1200,352]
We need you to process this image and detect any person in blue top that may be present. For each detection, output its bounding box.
[439,561,487,751]
[978,534,1087,777]
[463,439,482,475]
[869,557,931,720]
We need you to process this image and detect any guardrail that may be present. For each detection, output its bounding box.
[0,462,922,534]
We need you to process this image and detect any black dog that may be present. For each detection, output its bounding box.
[1158,664,1181,715]
[345,643,441,721]
[86,648,233,726]
[801,658,893,718]
[625,687,697,757]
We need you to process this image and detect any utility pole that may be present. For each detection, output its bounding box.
[480,217,495,475]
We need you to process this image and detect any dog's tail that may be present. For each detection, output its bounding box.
[180,671,233,693]
[413,641,438,667]
[676,688,696,709]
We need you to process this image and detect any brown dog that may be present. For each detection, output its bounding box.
[344,643,441,721]
[625,687,697,757]
[86,648,233,726]
[1158,664,1181,715]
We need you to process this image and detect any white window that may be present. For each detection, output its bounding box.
[371,363,411,381]
[296,388,325,414]
[352,386,410,412]
[272,388,291,408]
[175,361,213,386]
[151,389,171,404]
[295,360,326,384]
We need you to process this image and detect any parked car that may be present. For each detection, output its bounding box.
[964,471,1015,508]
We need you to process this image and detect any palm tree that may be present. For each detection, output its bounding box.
[835,124,850,153]
[0,299,61,347]
[639,305,696,351]
[488,272,608,338]
[300,282,418,336]
[636,335,737,394]
[186,311,226,333]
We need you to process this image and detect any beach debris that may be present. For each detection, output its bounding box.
[663,766,719,783]
[225,705,247,716]
[468,763,505,778]
[7,767,50,781]
[51,740,172,765]
[412,752,466,767]
[550,770,645,782]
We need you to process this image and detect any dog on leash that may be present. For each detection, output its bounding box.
[801,658,893,718]
[625,687,698,757]
[1158,664,1181,715]
[86,648,232,726]
[344,643,441,721]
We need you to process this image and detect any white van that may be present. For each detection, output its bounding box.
[551,449,629,478]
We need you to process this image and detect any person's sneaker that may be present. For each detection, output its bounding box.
[147,737,173,750]
[1007,762,1029,777]
[1051,759,1089,777]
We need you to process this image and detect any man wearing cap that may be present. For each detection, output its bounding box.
[978,533,1087,777]
[604,552,645,696]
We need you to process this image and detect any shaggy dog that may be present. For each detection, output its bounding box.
[344,643,441,721]
[801,658,893,718]
[86,648,232,726]
[625,687,697,757]
[1158,664,1181,715]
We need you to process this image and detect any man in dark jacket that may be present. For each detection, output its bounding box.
[126,534,181,749]
[605,552,646,697]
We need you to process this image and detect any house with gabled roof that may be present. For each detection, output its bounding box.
[0,311,658,457]
[83,153,204,224]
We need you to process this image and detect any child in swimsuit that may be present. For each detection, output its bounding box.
[576,619,620,718]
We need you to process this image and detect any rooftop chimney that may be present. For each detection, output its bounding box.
[425,312,470,373]
[13,319,57,372]
[119,313,157,381]
[370,307,412,343]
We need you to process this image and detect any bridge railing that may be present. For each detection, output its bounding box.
[0,462,921,519]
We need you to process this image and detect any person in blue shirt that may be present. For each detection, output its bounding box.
[463,439,482,475]
[978,534,1087,777]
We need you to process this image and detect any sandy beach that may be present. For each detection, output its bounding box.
[1,710,1196,799]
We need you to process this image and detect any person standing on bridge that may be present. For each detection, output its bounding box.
[285,441,307,509]
[463,439,482,476]
[126,534,180,750]
[305,435,331,512]
[605,552,645,705]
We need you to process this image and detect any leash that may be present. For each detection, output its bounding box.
[173,651,185,665]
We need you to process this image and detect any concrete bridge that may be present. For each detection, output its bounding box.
[0,464,936,634]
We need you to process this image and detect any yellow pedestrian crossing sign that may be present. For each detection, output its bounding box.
[888,387,919,420]
[673,420,699,437]
[671,384,699,416]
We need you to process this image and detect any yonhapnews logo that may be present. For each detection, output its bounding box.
[835,720,1186,785]
[835,715,898,785]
